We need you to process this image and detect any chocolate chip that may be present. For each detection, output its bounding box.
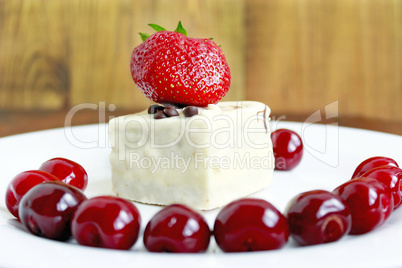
[183,106,198,117]
[154,110,167,119]
[163,106,179,117]
[148,104,164,114]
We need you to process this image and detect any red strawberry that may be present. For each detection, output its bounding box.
[130,22,231,107]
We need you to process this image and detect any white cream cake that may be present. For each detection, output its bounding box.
[108,101,274,210]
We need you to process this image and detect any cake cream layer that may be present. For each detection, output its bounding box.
[109,101,274,210]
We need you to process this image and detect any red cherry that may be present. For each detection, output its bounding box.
[19,181,87,241]
[5,170,61,219]
[271,129,303,171]
[361,166,402,209]
[143,204,210,253]
[333,177,393,235]
[352,156,398,179]
[39,157,88,191]
[71,196,141,250]
[213,198,289,252]
[285,190,352,246]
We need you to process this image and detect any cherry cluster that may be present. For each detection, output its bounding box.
[4,131,402,253]
[143,153,401,252]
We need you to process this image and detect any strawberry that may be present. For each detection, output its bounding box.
[130,22,231,107]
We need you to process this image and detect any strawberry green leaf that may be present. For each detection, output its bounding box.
[148,24,167,32]
[139,32,150,42]
[174,21,187,36]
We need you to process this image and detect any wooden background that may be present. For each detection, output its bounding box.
[0,0,401,136]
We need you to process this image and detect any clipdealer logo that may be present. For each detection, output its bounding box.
[63,101,339,168]
[128,151,275,174]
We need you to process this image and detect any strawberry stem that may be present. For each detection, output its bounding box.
[139,32,150,42]
[138,21,188,41]
[148,24,167,32]
[174,21,187,36]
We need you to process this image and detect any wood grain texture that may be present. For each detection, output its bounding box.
[2,109,402,138]
[0,0,70,110]
[246,0,402,122]
[0,0,401,125]
[0,0,245,111]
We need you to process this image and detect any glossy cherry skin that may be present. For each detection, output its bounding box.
[71,196,141,250]
[362,166,402,209]
[351,156,398,179]
[333,177,393,235]
[271,129,303,171]
[5,170,61,219]
[39,157,88,191]
[19,181,87,241]
[285,190,352,246]
[213,198,289,252]
[143,204,210,253]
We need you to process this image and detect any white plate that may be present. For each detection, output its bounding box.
[1,122,401,268]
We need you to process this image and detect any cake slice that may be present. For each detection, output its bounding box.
[109,101,274,210]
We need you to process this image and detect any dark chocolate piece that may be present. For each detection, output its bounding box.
[154,110,167,119]
[164,106,179,117]
[183,106,199,117]
[148,104,165,114]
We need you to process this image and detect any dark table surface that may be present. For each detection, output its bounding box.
[0,109,401,138]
